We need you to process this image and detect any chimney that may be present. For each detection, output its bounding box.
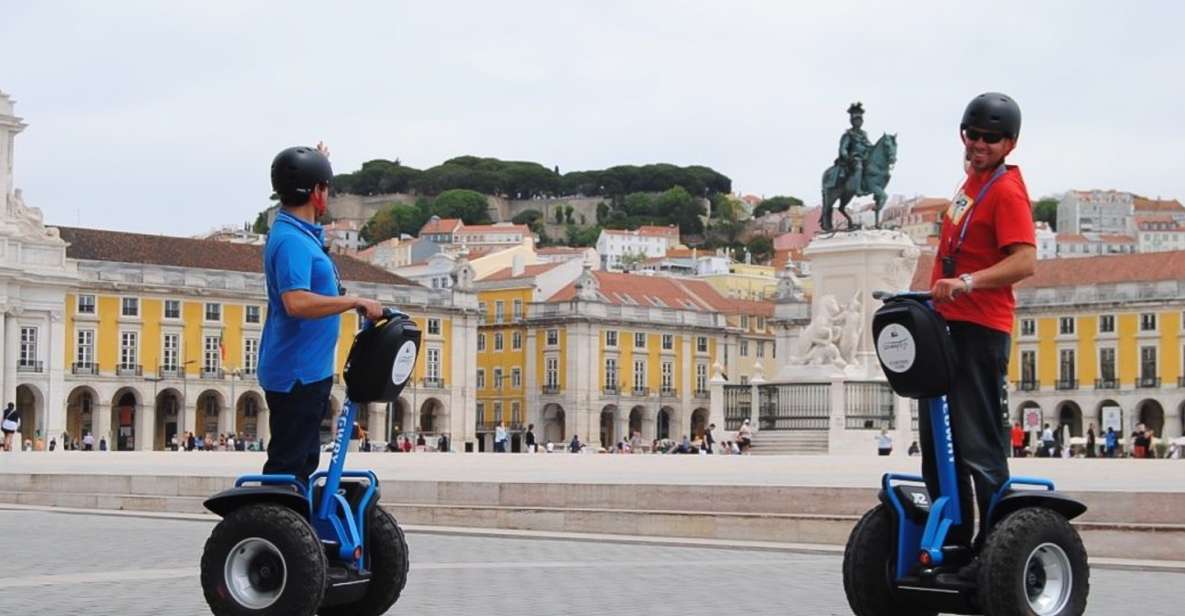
[512,254,525,276]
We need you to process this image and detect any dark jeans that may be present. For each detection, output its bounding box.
[919,321,1011,548]
[263,377,332,485]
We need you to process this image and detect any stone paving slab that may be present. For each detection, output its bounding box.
[2,450,1183,492]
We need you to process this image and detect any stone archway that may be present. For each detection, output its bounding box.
[196,390,224,444]
[628,405,646,443]
[155,388,182,450]
[690,407,709,440]
[542,403,566,444]
[1056,400,1083,438]
[419,398,444,434]
[657,406,674,440]
[1137,399,1166,437]
[1096,399,1122,434]
[236,392,264,441]
[66,386,98,448]
[111,388,141,451]
[14,384,44,448]
[600,405,618,448]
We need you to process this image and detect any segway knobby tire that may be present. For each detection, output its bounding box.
[201,503,327,616]
[978,507,1088,616]
[843,505,937,616]
[319,506,410,616]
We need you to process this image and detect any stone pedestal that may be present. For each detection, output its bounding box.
[780,229,920,382]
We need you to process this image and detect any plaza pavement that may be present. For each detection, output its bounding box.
[0,509,1180,616]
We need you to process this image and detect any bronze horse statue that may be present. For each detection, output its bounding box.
[820,133,897,232]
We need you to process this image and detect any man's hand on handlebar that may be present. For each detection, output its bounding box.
[354,297,384,320]
[930,278,969,303]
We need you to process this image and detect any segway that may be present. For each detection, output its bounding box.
[200,309,420,616]
[843,291,1089,616]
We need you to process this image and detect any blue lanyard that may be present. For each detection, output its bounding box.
[950,164,1007,256]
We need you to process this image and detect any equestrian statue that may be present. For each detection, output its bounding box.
[820,102,897,232]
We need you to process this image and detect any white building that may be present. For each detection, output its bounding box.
[1057,190,1132,235]
[323,220,363,254]
[596,225,681,270]
[1055,233,1137,258]
[1136,214,1185,254]
[1035,221,1057,260]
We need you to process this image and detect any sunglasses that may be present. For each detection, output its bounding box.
[963,128,1006,144]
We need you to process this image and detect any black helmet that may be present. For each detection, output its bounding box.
[271,146,333,205]
[960,92,1021,140]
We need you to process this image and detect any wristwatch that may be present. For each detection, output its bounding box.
[958,273,974,293]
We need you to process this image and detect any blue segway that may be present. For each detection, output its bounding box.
[843,291,1089,616]
[200,309,420,616]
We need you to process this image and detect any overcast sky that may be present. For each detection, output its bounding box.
[3,1,1183,236]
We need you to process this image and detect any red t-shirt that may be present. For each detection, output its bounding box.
[930,165,1035,333]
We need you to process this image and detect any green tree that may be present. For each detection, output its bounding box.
[512,209,545,233]
[431,189,492,224]
[1033,197,1058,230]
[361,202,431,244]
[564,204,575,224]
[656,186,705,236]
[620,251,647,271]
[753,195,804,218]
[565,224,602,247]
[746,236,774,263]
[596,201,610,224]
[251,210,270,234]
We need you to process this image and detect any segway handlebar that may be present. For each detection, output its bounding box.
[872,290,933,302]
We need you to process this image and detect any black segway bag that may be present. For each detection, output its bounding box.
[343,310,422,403]
[872,297,956,399]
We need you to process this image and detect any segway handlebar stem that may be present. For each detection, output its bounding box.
[872,290,933,302]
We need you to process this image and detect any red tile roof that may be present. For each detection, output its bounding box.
[910,250,1185,292]
[547,270,772,316]
[1133,197,1185,213]
[419,218,462,235]
[479,262,562,282]
[457,223,530,235]
[56,226,413,285]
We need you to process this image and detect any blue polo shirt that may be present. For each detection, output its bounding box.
[258,211,341,393]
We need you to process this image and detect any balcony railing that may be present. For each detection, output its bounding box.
[694,388,709,398]
[631,387,650,397]
[603,386,619,396]
[660,387,677,397]
[541,384,560,395]
[1054,379,1078,391]
[1016,380,1038,392]
[1137,376,1161,388]
[422,377,445,389]
[1095,378,1119,390]
[117,364,143,377]
[17,361,44,373]
[157,366,182,378]
[72,362,98,376]
[201,368,224,380]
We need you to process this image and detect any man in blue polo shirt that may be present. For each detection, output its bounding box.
[259,144,382,484]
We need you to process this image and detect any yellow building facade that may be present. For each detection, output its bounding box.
[1007,254,1185,441]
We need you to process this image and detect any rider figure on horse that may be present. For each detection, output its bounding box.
[837,102,871,194]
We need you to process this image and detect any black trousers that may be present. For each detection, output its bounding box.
[263,377,332,485]
[918,321,1011,548]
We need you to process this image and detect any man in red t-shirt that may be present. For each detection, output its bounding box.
[925,92,1037,563]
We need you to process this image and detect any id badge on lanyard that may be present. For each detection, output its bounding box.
[943,165,1006,277]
